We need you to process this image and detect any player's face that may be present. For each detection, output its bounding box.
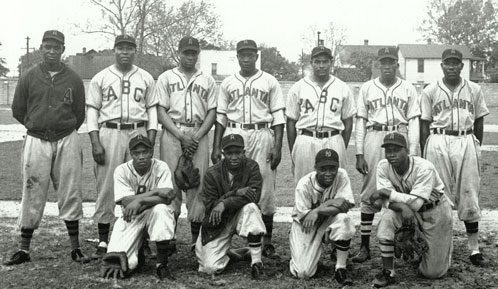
[179,50,199,70]
[311,55,332,78]
[131,145,153,171]
[237,49,258,73]
[384,145,408,167]
[114,44,136,66]
[222,146,245,170]
[379,58,398,80]
[40,40,65,65]
[441,58,463,81]
[315,164,338,187]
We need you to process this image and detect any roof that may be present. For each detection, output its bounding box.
[398,44,483,60]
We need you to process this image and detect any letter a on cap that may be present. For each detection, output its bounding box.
[325,150,332,157]
[384,48,389,53]
[230,135,235,140]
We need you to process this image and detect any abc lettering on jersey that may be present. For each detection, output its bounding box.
[286,75,356,131]
[87,65,157,124]
[357,78,420,127]
[420,79,489,130]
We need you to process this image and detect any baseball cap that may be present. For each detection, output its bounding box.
[114,35,137,48]
[42,30,65,44]
[178,36,200,53]
[311,46,333,59]
[315,148,339,168]
[129,134,153,150]
[377,47,398,61]
[442,49,462,62]
[236,40,258,52]
[221,134,244,150]
[381,132,407,148]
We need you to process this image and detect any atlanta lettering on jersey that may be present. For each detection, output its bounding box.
[168,81,209,101]
[228,87,269,104]
[432,99,474,116]
[367,97,408,112]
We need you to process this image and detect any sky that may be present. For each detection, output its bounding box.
[0,0,429,76]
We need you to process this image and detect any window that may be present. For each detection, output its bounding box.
[417,59,424,73]
[211,63,217,75]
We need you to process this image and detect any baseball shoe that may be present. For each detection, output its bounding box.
[351,246,371,263]
[334,268,353,286]
[90,242,107,259]
[469,253,485,266]
[251,262,264,280]
[3,250,31,266]
[156,263,175,280]
[262,244,279,259]
[372,269,396,288]
[71,248,91,263]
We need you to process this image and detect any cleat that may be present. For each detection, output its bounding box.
[262,244,279,259]
[90,242,107,259]
[156,263,175,280]
[334,268,353,285]
[469,253,485,266]
[71,248,91,263]
[372,269,396,288]
[3,250,31,266]
[352,246,371,263]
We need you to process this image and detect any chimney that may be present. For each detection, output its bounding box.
[82,47,87,54]
[364,39,369,46]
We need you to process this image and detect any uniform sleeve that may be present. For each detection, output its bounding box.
[113,166,135,202]
[155,162,174,190]
[376,161,396,191]
[222,162,263,213]
[11,74,29,125]
[207,76,218,110]
[285,82,300,120]
[155,73,170,109]
[201,169,222,212]
[216,79,230,126]
[73,76,86,130]
[408,168,436,201]
[291,178,312,223]
[356,83,368,119]
[420,87,433,121]
[269,77,285,126]
[341,84,357,120]
[334,170,355,204]
[145,74,158,108]
[474,85,489,119]
[406,84,421,119]
[86,74,103,110]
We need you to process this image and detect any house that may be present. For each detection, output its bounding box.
[197,50,261,81]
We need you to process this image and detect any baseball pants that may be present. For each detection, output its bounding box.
[377,196,453,278]
[291,134,346,185]
[107,204,176,270]
[18,131,83,229]
[160,126,208,220]
[224,127,276,215]
[93,126,147,224]
[289,213,356,279]
[424,133,481,222]
[196,203,266,274]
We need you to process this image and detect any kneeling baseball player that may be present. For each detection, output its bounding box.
[100,135,177,280]
[196,134,267,279]
[370,133,453,288]
[289,148,356,285]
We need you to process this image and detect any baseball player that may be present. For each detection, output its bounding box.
[420,49,489,266]
[289,148,356,285]
[353,47,420,263]
[155,36,217,248]
[286,45,356,185]
[86,35,158,258]
[105,135,177,279]
[197,134,266,279]
[370,132,452,288]
[211,39,284,258]
[5,30,89,265]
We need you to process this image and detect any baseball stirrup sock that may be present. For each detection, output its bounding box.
[465,222,480,253]
[379,239,394,258]
[190,222,201,243]
[20,228,34,251]
[248,234,262,265]
[262,214,274,242]
[65,220,80,250]
[360,213,374,247]
[156,241,174,264]
[335,239,351,269]
[98,223,110,243]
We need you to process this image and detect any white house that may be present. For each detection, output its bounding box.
[197,50,261,80]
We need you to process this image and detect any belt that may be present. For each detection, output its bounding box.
[104,122,146,130]
[174,121,202,128]
[227,122,269,130]
[369,124,400,132]
[301,129,340,139]
[432,128,473,136]
[419,199,440,212]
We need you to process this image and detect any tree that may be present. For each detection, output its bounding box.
[348,50,377,80]
[301,21,348,59]
[0,42,9,77]
[260,46,300,81]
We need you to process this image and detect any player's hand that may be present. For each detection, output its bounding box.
[92,142,106,165]
[236,187,258,203]
[302,209,319,234]
[211,147,222,164]
[267,147,282,170]
[327,198,354,213]
[180,133,199,155]
[119,196,135,207]
[401,206,415,227]
[158,189,176,204]
[123,199,142,222]
[355,155,368,175]
[209,202,225,226]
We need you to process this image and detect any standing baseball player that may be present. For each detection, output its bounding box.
[103,135,177,280]
[86,35,158,258]
[155,36,217,248]
[353,47,420,263]
[370,133,452,287]
[420,49,489,266]
[289,148,356,285]
[286,45,356,185]
[5,30,89,265]
[197,134,266,279]
[211,39,284,258]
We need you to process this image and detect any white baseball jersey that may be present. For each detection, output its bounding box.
[421,79,489,130]
[87,65,158,125]
[357,77,420,126]
[155,68,217,123]
[216,70,285,126]
[286,75,356,131]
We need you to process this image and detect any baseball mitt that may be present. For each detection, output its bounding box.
[100,251,129,279]
[394,223,428,261]
[174,153,200,190]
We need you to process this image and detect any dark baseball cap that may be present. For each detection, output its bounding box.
[381,132,407,148]
[442,49,462,62]
[129,134,153,150]
[179,36,200,53]
[114,35,136,48]
[378,47,398,61]
[315,148,339,168]
[42,30,65,44]
[221,134,244,150]
[236,39,258,52]
[311,46,333,59]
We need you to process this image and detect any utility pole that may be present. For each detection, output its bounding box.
[20,36,35,76]
[317,32,321,46]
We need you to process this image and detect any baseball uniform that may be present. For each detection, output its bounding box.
[286,75,356,184]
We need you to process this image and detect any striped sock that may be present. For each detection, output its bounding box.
[65,220,80,250]
[334,239,351,269]
[20,228,34,252]
[360,213,374,248]
[379,239,394,258]
[262,214,274,244]
[248,234,262,265]
[465,222,479,254]
[190,222,201,244]
[98,223,110,244]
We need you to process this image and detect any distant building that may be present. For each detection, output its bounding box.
[197,50,261,81]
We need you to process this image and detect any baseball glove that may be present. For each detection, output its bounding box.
[174,153,200,190]
[394,223,428,261]
[100,251,129,279]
